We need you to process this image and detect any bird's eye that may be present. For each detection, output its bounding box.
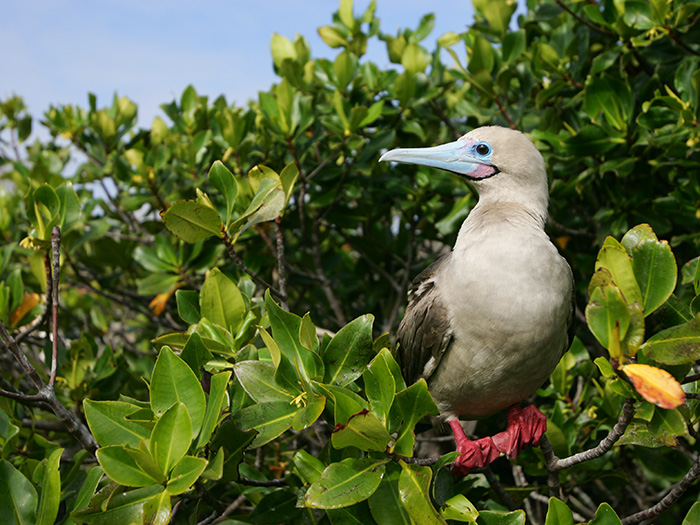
[475,143,491,156]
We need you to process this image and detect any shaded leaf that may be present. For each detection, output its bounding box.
[305,458,387,509]
[161,200,223,243]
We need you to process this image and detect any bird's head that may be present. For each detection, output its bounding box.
[379,126,548,219]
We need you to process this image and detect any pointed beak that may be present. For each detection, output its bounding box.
[379,139,498,180]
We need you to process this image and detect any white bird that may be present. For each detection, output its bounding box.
[380,126,574,474]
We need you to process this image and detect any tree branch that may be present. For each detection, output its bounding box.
[622,455,700,524]
[49,226,60,387]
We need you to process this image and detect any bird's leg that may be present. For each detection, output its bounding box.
[491,404,547,459]
[448,419,500,475]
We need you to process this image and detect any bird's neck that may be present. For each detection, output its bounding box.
[453,198,549,253]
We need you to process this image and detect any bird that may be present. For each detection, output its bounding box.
[379,126,574,474]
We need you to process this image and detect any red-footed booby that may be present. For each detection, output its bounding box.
[380,126,574,474]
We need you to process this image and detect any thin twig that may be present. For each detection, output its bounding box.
[484,467,518,511]
[547,398,636,471]
[310,219,347,327]
[554,0,615,36]
[622,455,700,524]
[274,218,288,310]
[222,229,286,302]
[237,476,288,487]
[211,494,247,524]
[387,451,441,466]
[49,226,60,387]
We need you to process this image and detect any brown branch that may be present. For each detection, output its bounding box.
[237,476,288,487]
[554,0,615,36]
[0,320,97,453]
[49,226,60,387]
[221,229,286,302]
[622,455,700,524]
[274,218,288,310]
[310,219,347,327]
[493,93,517,130]
[484,467,518,511]
[387,451,441,466]
[545,398,636,471]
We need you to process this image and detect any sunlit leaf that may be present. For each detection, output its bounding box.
[619,363,686,409]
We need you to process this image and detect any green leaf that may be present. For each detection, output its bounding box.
[0,460,37,525]
[97,446,160,487]
[477,510,526,524]
[331,410,392,451]
[196,370,232,450]
[293,450,326,484]
[368,464,413,525]
[393,379,439,456]
[55,181,82,230]
[66,465,104,518]
[180,332,213,378]
[502,30,525,63]
[70,484,167,524]
[36,448,63,525]
[305,458,387,509]
[588,503,622,525]
[200,268,245,334]
[235,360,294,402]
[623,226,677,315]
[398,462,445,525]
[364,349,397,426]
[402,43,429,75]
[208,160,238,225]
[323,314,374,386]
[292,392,326,431]
[250,489,301,523]
[231,177,286,238]
[175,289,201,324]
[585,75,634,130]
[649,407,687,446]
[334,50,358,89]
[585,285,630,353]
[595,239,643,306]
[232,400,298,447]
[467,33,494,74]
[150,346,206,440]
[83,400,151,447]
[318,25,347,48]
[265,290,323,381]
[270,33,296,69]
[473,0,517,34]
[643,315,700,365]
[545,497,573,525]
[150,402,192,475]
[313,382,369,425]
[161,200,223,243]
[683,501,700,525]
[439,494,478,522]
[339,0,355,29]
[279,161,299,206]
[166,456,208,495]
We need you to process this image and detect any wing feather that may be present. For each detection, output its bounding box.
[397,254,454,385]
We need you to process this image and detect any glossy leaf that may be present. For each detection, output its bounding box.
[643,314,700,365]
[439,494,478,523]
[150,346,206,439]
[36,448,63,525]
[70,484,167,524]
[368,464,413,525]
[393,379,439,456]
[200,267,245,334]
[232,400,297,447]
[586,284,630,353]
[305,458,387,509]
[331,409,391,451]
[588,503,622,525]
[196,370,232,450]
[150,402,192,475]
[166,456,208,495]
[323,314,374,386]
[97,446,159,487]
[595,239,643,306]
[293,449,326,484]
[208,160,238,225]
[0,460,37,525]
[83,400,150,447]
[161,200,223,243]
[544,497,573,525]
[398,462,444,525]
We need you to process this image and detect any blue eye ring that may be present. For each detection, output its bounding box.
[474,142,491,157]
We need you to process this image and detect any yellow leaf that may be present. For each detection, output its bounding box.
[149,283,181,316]
[620,363,686,409]
[10,293,42,327]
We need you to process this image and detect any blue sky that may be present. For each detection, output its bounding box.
[2,1,481,129]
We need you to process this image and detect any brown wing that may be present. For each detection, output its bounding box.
[397,254,454,385]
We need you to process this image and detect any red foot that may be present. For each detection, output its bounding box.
[448,405,547,476]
